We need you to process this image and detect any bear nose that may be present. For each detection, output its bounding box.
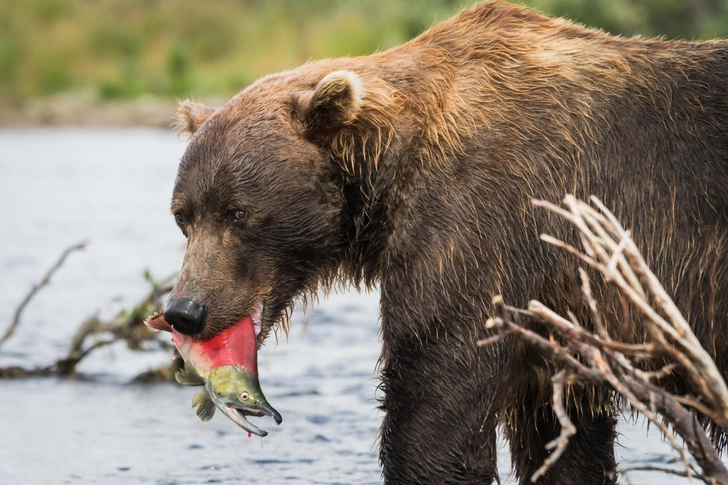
[164,297,208,335]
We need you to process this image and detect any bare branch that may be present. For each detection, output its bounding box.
[484,196,728,484]
[530,371,576,482]
[618,466,704,481]
[0,267,176,381]
[0,241,87,349]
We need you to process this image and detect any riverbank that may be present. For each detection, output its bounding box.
[0,95,226,128]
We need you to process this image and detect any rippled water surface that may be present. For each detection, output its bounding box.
[0,129,721,484]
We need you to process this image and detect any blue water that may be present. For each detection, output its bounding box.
[0,129,717,484]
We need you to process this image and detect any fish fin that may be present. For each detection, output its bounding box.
[192,390,216,422]
[144,311,172,332]
[175,361,205,386]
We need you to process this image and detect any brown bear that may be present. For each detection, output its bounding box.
[163,1,728,483]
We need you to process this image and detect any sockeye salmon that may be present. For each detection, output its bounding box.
[145,311,282,437]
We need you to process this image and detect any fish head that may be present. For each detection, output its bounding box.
[205,365,282,437]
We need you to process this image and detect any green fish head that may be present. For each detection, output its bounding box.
[205,365,282,437]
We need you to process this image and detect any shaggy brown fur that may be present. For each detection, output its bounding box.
[168,1,728,483]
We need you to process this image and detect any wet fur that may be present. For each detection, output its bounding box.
[170,1,728,483]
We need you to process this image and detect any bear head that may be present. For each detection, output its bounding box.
[166,66,403,343]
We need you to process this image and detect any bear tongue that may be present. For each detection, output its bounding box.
[172,316,258,377]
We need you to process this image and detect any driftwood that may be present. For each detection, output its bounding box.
[0,242,177,381]
[0,241,87,349]
[479,195,728,484]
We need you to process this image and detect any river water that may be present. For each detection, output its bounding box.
[0,128,718,484]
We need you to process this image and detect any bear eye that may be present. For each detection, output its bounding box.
[241,392,249,401]
[232,209,247,223]
[173,212,189,237]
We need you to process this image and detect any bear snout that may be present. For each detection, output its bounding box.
[164,297,208,335]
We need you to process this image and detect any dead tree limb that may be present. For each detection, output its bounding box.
[0,259,176,380]
[0,241,86,349]
[531,370,576,482]
[619,465,704,481]
[479,195,728,484]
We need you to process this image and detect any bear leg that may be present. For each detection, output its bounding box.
[507,394,618,485]
[378,343,502,484]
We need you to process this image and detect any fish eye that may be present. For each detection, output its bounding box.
[241,392,249,400]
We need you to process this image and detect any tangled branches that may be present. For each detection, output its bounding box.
[479,195,728,484]
[0,242,176,380]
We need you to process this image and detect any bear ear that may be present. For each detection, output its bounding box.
[297,70,364,139]
[174,100,216,137]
